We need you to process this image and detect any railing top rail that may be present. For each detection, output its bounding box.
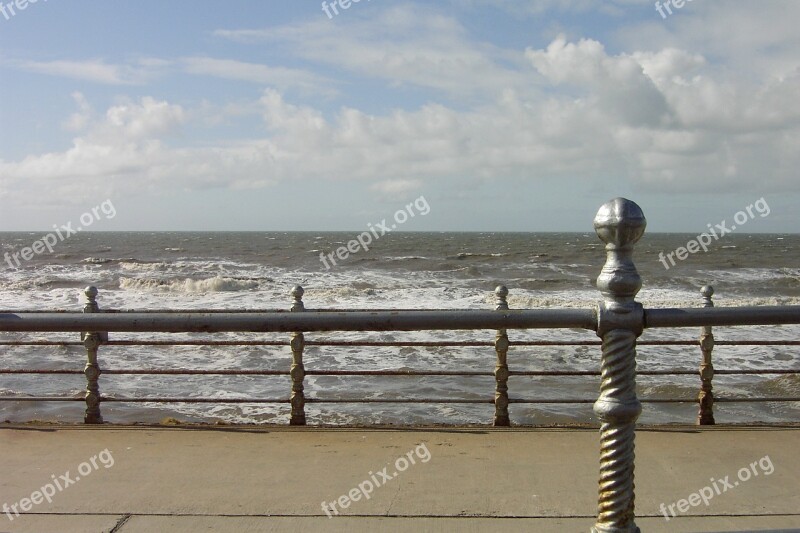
[0,308,598,333]
[645,306,800,328]
[1,304,800,333]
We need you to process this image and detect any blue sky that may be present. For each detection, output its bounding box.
[1,0,798,232]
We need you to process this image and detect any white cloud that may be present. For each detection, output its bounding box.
[1,97,190,200]
[616,1,800,79]
[63,92,93,132]
[527,35,672,127]
[12,59,153,85]
[447,0,641,17]
[370,179,423,196]
[101,97,186,141]
[215,5,535,101]
[3,3,800,209]
[181,57,336,96]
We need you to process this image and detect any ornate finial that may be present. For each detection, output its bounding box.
[83,286,99,314]
[291,285,305,312]
[594,198,646,310]
[85,286,98,301]
[593,198,647,249]
[495,285,509,311]
[701,285,714,300]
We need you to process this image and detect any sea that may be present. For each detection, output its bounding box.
[1,231,798,426]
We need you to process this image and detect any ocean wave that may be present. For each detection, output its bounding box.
[695,267,800,283]
[119,276,259,293]
[119,261,169,271]
[385,255,429,262]
[753,374,800,396]
[304,286,381,302]
[448,252,506,260]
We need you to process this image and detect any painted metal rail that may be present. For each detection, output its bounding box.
[1,198,798,533]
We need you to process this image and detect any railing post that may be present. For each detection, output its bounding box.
[81,286,105,424]
[289,285,306,425]
[493,285,510,426]
[591,198,646,533]
[697,285,715,425]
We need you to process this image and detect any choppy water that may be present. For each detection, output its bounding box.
[1,231,798,425]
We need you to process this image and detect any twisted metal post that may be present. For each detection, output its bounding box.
[493,285,510,426]
[81,286,105,424]
[289,285,307,425]
[697,285,715,425]
[591,198,646,533]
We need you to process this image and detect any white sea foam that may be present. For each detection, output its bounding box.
[119,276,259,293]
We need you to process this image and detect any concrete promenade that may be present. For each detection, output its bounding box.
[1,424,799,532]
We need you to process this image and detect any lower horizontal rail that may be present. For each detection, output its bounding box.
[101,397,288,403]
[2,339,798,346]
[2,369,798,376]
[0,397,84,402]
[2,396,799,404]
[714,397,800,402]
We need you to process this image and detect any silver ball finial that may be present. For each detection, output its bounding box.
[594,198,646,309]
[291,285,305,312]
[291,286,304,299]
[83,286,99,314]
[701,285,714,298]
[84,286,98,301]
[593,198,646,249]
[495,285,509,311]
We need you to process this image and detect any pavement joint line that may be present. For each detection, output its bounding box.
[108,513,132,533]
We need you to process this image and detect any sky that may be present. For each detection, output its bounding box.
[0,0,798,233]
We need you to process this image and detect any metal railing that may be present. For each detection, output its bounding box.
[1,197,799,532]
[2,286,798,424]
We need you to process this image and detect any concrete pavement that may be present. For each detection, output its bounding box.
[1,424,799,532]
